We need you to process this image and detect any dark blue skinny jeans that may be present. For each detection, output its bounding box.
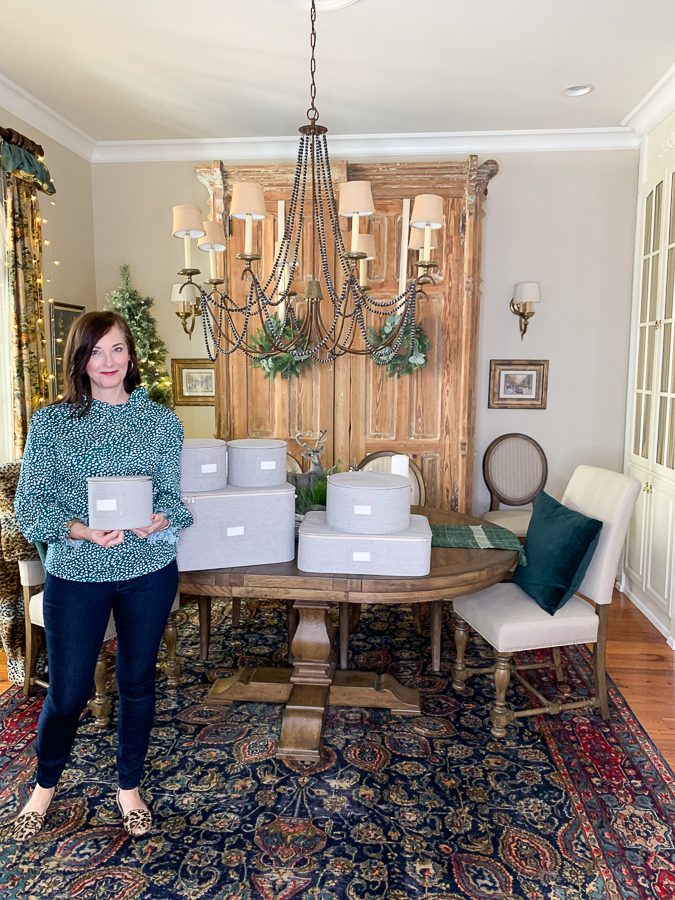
[36,560,179,790]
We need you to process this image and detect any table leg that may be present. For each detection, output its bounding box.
[430,600,443,673]
[197,596,211,661]
[286,598,299,664]
[339,602,349,670]
[277,599,333,761]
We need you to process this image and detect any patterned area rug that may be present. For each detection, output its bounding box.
[1,598,674,900]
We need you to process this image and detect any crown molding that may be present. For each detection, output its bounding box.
[92,127,638,163]
[0,69,639,164]
[622,62,675,137]
[0,72,96,161]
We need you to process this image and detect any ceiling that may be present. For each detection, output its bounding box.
[1,0,674,146]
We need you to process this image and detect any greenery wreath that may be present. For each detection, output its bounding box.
[368,314,431,378]
[249,313,431,381]
[249,314,311,381]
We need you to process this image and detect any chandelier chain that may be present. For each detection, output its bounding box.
[307,0,319,123]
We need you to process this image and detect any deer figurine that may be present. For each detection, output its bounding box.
[288,431,328,489]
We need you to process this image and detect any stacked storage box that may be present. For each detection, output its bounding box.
[176,438,295,572]
[298,471,432,576]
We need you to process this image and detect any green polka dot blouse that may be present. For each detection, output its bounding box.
[14,388,194,583]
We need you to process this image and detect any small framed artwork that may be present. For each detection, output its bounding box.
[488,359,548,409]
[48,301,85,401]
[171,358,216,406]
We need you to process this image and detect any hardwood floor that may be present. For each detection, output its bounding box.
[1,592,674,767]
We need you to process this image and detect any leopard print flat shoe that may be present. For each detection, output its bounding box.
[12,786,58,841]
[116,788,152,837]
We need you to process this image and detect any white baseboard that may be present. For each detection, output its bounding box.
[622,580,673,646]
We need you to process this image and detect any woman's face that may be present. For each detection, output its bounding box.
[85,324,131,394]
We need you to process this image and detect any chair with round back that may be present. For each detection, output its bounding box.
[356,451,425,507]
[482,434,547,538]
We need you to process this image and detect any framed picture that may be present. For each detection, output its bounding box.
[488,359,548,409]
[171,358,216,406]
[48,302,85,401]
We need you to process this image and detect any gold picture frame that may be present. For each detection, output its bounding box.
[47,302,85,402]
[171,358,216,406]
[488,359,548,409]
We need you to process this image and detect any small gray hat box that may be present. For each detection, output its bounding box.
[180,438,228,493]
[87,476,154,530]
[326,471,411,535]
[298,511,432,577]
[227,439,287,487]
[177,482,296,572]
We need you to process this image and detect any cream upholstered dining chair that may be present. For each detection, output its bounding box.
[451,465,640,738]
[20,560,182,728]
[481,434,547,538]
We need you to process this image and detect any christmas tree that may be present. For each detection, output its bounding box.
[104,264,173,407]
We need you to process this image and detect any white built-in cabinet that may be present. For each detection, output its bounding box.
[624,168,675,646]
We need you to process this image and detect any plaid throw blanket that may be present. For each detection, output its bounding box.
[431,524,526,566]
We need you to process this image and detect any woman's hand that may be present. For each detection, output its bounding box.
[130,513,169,540]
[69,520,124,547]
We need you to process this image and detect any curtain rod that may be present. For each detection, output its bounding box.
[0,126,44,159]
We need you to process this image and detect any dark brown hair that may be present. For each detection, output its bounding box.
[61,311,141,417]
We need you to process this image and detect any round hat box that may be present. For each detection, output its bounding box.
[181,438,228,493]
[227,439,287,487]
[326,471,411,535]
[87,476,154,531]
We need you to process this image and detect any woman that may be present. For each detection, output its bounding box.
[13,310,193,840]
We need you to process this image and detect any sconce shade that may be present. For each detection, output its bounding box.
[357,233,376,260]
[408,225,438,251]
[230,182,266,220]
[410,194,444,229]
[514,282,541,305]
[339,181,375,217]
[172,205,206,239]
[171,282,199,305]
[198,220,227,252]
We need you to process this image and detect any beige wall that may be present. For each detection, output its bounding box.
[0,105,96,312]
[476,150,639,512]
[92,160,216,438]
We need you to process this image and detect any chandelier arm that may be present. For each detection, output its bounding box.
[316,135,351,277]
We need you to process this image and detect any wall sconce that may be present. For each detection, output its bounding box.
[510,282,541,340]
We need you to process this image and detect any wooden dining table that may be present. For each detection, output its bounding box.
[177,507,518,762]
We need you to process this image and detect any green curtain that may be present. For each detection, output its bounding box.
[4,173,47,457]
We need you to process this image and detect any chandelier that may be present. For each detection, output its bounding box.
[171,0,443,364]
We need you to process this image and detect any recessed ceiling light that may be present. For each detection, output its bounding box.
[562,84,595,97]
[275,0,360,9]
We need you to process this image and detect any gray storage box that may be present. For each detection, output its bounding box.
[177,482,296,572]
[87,476,153,531]
[298,511,432,576]
[227,439,287,487]
[326,471,411,535]
[181,438,228,493]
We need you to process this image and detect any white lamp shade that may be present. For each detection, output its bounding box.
[357,233,376,260]
[173,205,206,239]
[339,181,375,217]
[514,282,541,305]
[230,182,266,220]
[410,194,444,229]
[198,220,227,252]
[171,283,199,305]
[408,225,438,251]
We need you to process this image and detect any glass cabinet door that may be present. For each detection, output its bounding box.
[632,179,664,462]
[654,171,675,473]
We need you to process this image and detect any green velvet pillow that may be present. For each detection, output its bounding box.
[512,490,602,615]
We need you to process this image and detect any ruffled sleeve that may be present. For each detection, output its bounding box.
[14,410,77,544]
[153,413,193,532]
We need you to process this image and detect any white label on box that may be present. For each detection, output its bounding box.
[354,505,372,515]
[201,463,218,473]
[96,499,117,511]
[353,551,371,561]
[259,460,277,470]
[226,526,245,537]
